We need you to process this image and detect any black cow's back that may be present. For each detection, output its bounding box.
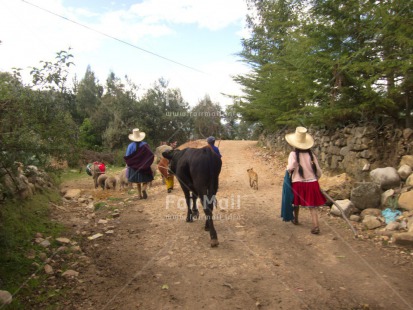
[172,147,222,196]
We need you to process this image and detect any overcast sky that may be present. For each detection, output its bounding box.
[0,0,250,107]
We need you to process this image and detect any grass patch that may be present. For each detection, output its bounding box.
[94,202,107,211]
[107,197,122,201]
[0,189,66,308]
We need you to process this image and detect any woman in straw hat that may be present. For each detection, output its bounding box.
[124,128,154,199]
[285,127,326,234]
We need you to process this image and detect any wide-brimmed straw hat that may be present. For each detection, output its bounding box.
[128,128,146,142]
[285,127,314,150]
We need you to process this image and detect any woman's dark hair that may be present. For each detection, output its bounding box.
[295,148,317,178]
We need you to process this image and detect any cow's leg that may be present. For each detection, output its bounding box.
[203,195,219,247]
[184,190,193,222]
[191,193,199,219]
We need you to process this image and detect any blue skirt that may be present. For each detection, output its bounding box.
[127,167,153,183]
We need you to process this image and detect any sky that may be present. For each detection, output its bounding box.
[0,0,251,107]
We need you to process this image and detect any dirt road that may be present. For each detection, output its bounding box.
[59,140,413,310]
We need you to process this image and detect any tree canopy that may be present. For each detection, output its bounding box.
[234,0,413,129]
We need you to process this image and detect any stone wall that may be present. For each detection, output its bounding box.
[260,124,413,181]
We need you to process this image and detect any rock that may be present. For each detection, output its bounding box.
[64,189,82,200]
[39,252,48,262]
[62,270,79,278]
[319,173,353,200]
[381,189,395,208]
[406,174,413,187]
[56,237,71,244]
[408,217,413,232]
[385,221,401,231]
[98,219,108,224]
[26,249,36,259]
[400,155,413,169]
[0,290,12,305]
[370,167,401,190]
[361,208,382,218]
[44,264,54,274]
[57,246,68,252]
[362,215,383,230]
[70,245,82,252]
[403,128,413,140]
[350,183,382,210]
[39,239,51,248]
[392,232,413,247]
[330,199,354,217]
[398,191,413,211]
[349,215,360,222]
[398,165,412,180]
[87,233,103,240]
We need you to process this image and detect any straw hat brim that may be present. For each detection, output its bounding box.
[128,132,146,142]
[285,132,314,150]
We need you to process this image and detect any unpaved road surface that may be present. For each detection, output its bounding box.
[57,140,413,310]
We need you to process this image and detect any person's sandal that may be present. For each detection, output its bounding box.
[311,227,320,234]
[292,218,299,225]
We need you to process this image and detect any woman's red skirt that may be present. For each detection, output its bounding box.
[292,180,326,207]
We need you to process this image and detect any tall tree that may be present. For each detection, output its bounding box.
[191,95,223,139]
[235,0,413,129]
[75,65,103,123]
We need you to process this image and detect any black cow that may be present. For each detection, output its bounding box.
[162,147,222,247]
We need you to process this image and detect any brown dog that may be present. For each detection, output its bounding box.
[247,168,258,190]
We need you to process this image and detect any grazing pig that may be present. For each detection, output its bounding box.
[118,168,130,191]
[97,174,108,190]
[104,176,117,190]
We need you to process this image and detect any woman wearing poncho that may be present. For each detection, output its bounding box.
[124,128,154,199]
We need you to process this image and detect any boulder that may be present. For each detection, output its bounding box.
[381,189,395,209]
[318,173,353,200]
[392,232,413,247]
[400,155,413,169]
[362,215,383,230]
[385,221,401,231]
[64,189,82,200]
[350,183,382,210]
[406,174,413,187]
[330,199,354,217]
[360,208,382,218]
[370,167,401,190]
[398,191,413,211]
[398,164,412,180]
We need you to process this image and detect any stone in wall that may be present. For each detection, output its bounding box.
[341,152,370,180]
[261,124,413,182]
